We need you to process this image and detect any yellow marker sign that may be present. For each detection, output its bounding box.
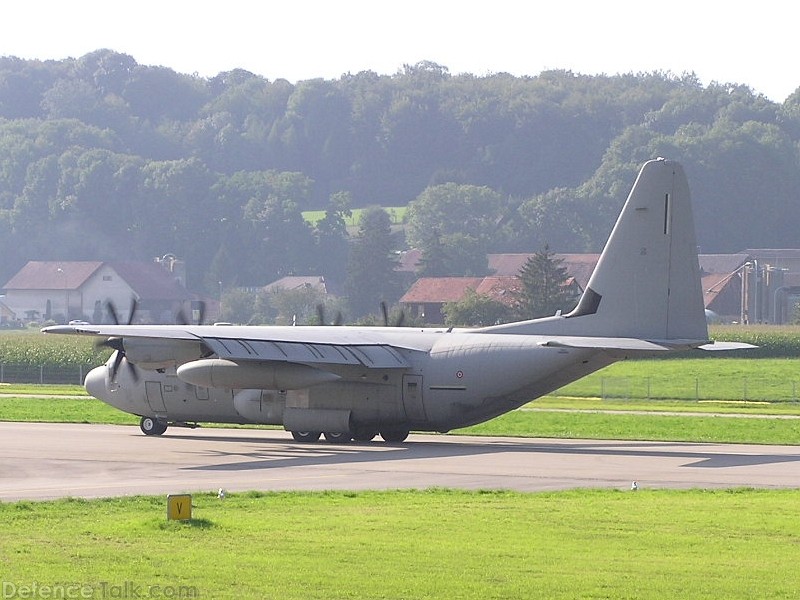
[167,494,192,521]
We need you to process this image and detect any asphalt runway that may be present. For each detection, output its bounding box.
[2,422,800,501]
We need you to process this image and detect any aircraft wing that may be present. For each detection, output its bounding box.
[42,323,419,370]
[42,324,200,340]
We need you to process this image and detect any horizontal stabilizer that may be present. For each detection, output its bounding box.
[697,341,758,351]
[541,337,757,353]
[540,337,674,352]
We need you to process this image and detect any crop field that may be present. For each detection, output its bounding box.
[0,329,107,366]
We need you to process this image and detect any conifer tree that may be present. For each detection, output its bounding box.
[515,245,576,319]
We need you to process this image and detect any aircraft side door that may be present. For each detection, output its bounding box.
[145,381,168,417]
[401,374,427,421]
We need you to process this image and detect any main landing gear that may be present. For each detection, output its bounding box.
[289,428,410,444]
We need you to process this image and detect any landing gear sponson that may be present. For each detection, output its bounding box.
[290,429,409,443]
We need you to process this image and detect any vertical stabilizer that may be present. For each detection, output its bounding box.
[483,158,708,341]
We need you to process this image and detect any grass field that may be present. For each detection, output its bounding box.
[2,489,800,599]
[553,357,800,402]
[302,206,407,227]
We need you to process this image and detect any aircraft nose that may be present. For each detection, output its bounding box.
[84,365,109,401]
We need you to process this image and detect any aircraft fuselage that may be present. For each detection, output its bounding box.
[85,332,616,438]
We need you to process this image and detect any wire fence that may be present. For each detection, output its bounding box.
[553,376,800,403]
[0,363,89,385]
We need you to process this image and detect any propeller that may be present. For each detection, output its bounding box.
[176,300,206,325]
[316,303,343,326]
[380,301,406,327]
[95,298,139,382]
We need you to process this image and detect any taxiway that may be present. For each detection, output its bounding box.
[2,422,799,501]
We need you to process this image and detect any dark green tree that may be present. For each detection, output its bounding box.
[406,183,505,275]
[314,191,352,285]
[443,289,514,327]
[514,246,577,319]
[345,206,402,317]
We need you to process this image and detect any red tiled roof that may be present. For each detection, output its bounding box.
[2,261,189,300]
[698,254,749,275]
[109,262,190,300]
[3,261,103,290]
[400,276,521,307]
[701,273,733,308]
[474,276,521,304]
[396,249,422,272]
[400,277,484,303]
[488,253,600,289]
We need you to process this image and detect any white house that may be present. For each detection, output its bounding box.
[1,261,195,324]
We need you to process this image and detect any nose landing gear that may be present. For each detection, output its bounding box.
[140,416,168,436]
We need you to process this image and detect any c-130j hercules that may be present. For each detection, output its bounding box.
[44,159,748,443]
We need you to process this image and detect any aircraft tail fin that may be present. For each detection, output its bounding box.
[483,158,709,342]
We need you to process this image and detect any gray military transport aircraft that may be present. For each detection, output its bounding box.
[43,158,748,443]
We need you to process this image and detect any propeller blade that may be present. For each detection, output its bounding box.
[127,298,138,325]
[105,298,137,325]
[96,336,123,351]
[178,301,206,325]
[316,303,326,326]
[333,311,343,326]
[394,311,405,327]
[109,348,125,381]
[106,302,120,325]
[125,359,139,383]
[195,300,206,325]
[380,301,389,327]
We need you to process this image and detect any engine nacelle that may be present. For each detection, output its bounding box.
[176,358,340,390]
[233,389,284,424]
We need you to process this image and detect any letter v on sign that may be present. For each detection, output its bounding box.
[167,494,193,521]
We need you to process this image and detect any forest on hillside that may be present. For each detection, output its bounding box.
[1,49,800,314]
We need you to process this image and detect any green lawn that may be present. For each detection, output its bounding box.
[302,206,407,227]
[554,357,800,402]
[2,489,800,599]
[458,407,800,444]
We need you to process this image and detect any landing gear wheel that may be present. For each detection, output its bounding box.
[140,416,168,436]
[380,428,410,443]
[323,431,352,443]
[351,426,378,442]
[291,430,321,442]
